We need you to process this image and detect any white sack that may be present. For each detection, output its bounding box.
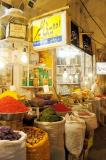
[0,131,27,160]
[75,112,98,131]
[65,114,86,157]
[35,118,65,160]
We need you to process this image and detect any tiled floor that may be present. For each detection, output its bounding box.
[87,126,106,160]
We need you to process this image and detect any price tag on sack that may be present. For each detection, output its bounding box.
[43,85,49,93]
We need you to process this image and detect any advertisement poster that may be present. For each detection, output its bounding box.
[32,11,67,49]
[96,62,106,75]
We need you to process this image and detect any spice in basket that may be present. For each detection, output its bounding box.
[0,96,29,113]
[39,107,62,122]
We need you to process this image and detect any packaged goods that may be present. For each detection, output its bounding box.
[0,96,29,113]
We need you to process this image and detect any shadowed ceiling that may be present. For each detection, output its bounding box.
[1,0,106,51]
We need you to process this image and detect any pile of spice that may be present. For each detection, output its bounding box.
[0,96,29,113]
[53,103,71,113]
[39,107,62,122]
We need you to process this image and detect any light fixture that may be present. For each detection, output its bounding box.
[21,54,28,63]
[69,75,72,79]
[20,48,28,64]
[75,74,78,79]
[0,58,6,69]
[63,68,67,78]
[88,73,92,78]
[84,80,88,85]
[0,61,5,69]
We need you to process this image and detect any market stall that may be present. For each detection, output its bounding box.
[0,4,105,160]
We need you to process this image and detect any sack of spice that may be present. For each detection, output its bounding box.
[65,114,86,158]
[38,107,62,122]
[23,127,50,160]
[0,126,27,160]
[35,117,65,160]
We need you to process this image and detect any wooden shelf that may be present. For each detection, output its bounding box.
[56,73,80,75]
[0,85,9,87]
[56,65,80,67]
[29,64,52,70]
[20,86,43,89]
[56,83,80,85]
[0,14,28,24]
[20,86,53,89]
[0,37,29,45]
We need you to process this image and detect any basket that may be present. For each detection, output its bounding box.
[23,127,50,160]
[35,118,65,160]
[0,112,26,130]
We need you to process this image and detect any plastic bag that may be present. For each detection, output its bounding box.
[0,131,27,160]
[65,114,86,157]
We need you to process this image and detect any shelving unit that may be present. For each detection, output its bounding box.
[55,45,84,95]
[0,9,28,88]
[0,37,28,44]
[21,52,53,88]
[0,13,28,24]
[56,65,80,67]
[57,83,80,85]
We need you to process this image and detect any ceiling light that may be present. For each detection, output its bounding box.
[21,54,28,63]
[20,48,28,64]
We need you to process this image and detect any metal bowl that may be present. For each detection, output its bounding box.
[0,112,27,121]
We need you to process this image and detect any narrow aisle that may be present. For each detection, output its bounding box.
[87,126,106,160]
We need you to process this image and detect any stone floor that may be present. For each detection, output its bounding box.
[87,126,106,160]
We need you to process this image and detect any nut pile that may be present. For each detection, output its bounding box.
[23,127,46,146]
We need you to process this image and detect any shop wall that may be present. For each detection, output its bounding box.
[95,49,106,94]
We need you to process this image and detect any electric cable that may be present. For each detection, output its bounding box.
[67,0,106,48]
[79,0,106,39]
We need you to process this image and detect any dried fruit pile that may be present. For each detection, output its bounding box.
[23,127,46,147]
[0,126,21,141]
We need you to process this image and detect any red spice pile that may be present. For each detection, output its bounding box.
[0,96,29,113]
[53,103,71,113]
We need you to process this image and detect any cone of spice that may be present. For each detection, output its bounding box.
[53,102,71,113]
[0,96,29,113]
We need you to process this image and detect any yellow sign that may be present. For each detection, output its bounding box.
[32,11,67,49]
